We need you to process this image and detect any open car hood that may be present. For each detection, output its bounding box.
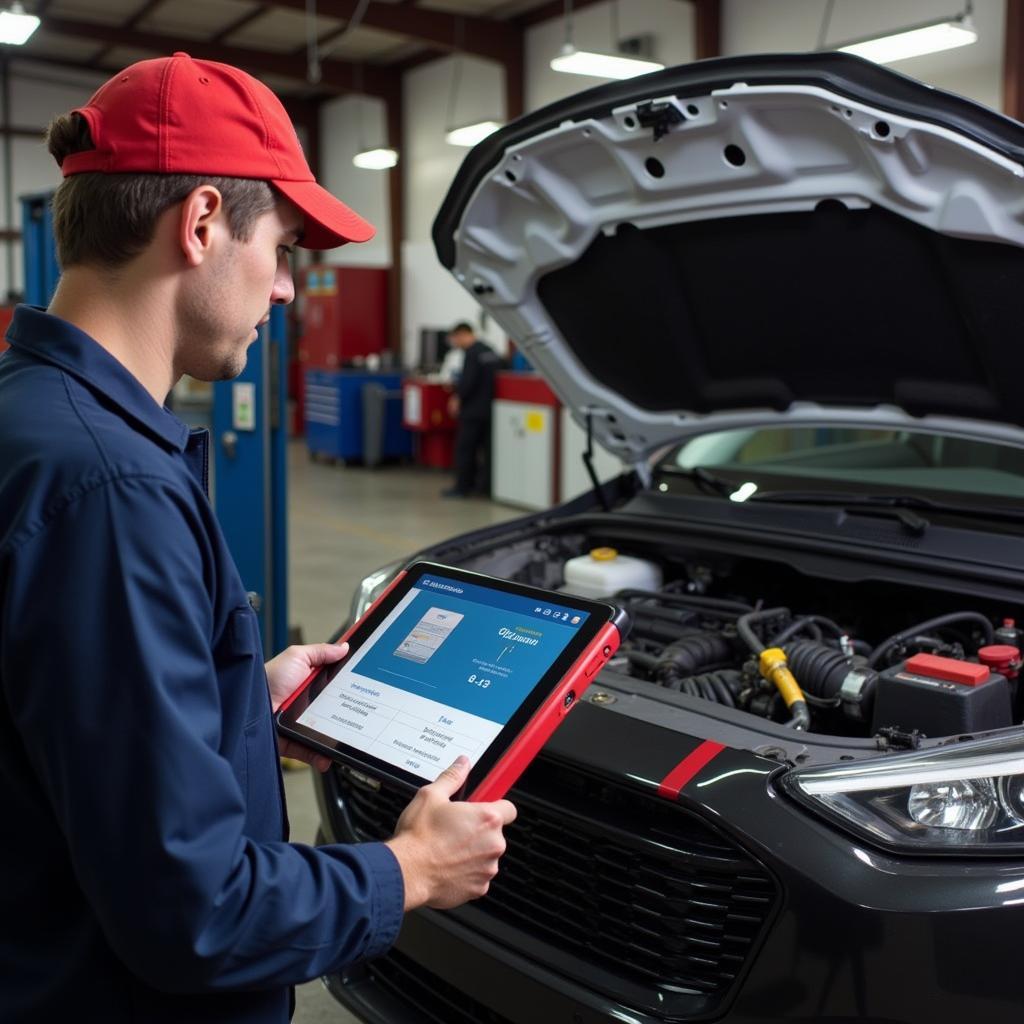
[433,53,1024,472]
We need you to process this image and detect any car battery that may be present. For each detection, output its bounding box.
[871,652,1013,737]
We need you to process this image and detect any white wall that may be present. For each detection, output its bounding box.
[318,94,391,266]
[526,0,696,111]
[722,0,1006,111]
[401,54,507,366]
[403,54,505,246]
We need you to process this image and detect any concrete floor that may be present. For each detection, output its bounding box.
[283,441,522,1022]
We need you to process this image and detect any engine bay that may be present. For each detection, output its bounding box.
[453,528,1024,742]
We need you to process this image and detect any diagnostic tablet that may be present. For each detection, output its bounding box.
[276,561,629,801]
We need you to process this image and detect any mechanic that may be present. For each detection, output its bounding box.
[443,321,502,497]
[0,53,514,1024]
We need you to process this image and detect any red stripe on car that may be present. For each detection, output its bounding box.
[657,740,727,799]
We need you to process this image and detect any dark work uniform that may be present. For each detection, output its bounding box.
[0,306,403,1024]
[453,339,501,495]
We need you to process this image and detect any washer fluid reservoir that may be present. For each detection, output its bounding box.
[563,547,662,599]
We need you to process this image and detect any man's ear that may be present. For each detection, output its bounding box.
[179,185,224,267]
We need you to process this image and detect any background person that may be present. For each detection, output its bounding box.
[444,321,502,498]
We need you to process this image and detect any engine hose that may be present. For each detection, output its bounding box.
[629,616,700,644]
[840,638,874,658]
[655,632,733,688]
[663,669,744,708]
[868,612,995,669]
[629,604,702,627]
[623,649,661,671]
[774,618,823,643]
[618,589,754,616]
[785,640,878,722]
[759,647,810,730]
[737,607,791,656]
[770,615,844,647]
[785,641,853,700]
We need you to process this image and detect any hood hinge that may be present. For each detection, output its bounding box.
[635,99,686,141]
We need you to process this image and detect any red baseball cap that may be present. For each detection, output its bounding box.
[60,52,374,250]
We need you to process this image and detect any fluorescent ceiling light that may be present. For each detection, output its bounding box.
[352,147,398,170]
[550,43,663,80]
[0,3,39,45]
[837,17,977,64]
[445,121,503,147]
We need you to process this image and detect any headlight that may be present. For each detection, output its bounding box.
[781,733,1024,854]
[349,562,404,623]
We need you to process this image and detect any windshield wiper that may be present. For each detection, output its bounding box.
[750,490,1024,528]
[656,465,737,498]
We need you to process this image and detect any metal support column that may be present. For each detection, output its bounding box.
[212,304,290,655]
[20,192,59,306]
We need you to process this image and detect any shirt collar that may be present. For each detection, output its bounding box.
[5,304,190,452]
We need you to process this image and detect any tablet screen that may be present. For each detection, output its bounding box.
[293,571,592,783]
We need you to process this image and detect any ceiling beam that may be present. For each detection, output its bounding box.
[506,30,523,121]
[297,21,351,57]
[10,52,115,83]
[1006,0,1023,119]
[389,49,446,74]
[89,43,114,66]
[280,93,323,175]
[264,0,516,64]
[514,0,607,30]
[39,15,393,96]
[124,0,169,30]
[212,6,272,44]
[693,0,720,60]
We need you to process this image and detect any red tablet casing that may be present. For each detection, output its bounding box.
[466,617,623,802]
[277,570,408,716]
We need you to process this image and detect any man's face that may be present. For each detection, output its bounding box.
[177,196,300,382]
[449,329,474,350]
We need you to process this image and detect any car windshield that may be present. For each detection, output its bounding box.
[657,427,1024,508]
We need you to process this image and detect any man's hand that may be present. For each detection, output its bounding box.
[447,394,460,419]
[266,642,349,772]
[386,756,516,910]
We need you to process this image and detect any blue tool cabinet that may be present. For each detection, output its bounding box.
[305,369,409,462]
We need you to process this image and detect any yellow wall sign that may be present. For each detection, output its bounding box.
[525,410,545,433]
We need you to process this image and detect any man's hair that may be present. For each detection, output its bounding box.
[451,322,474,335]
[46,112,277,269]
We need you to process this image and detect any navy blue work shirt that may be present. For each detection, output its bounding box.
[0,306,403,1023]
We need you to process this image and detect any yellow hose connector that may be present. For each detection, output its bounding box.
[759,647,805,709]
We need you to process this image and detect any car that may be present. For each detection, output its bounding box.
[312,53,1024,1024]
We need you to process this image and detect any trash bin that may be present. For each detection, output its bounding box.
[363,382,413,467]
[362,382,388,468]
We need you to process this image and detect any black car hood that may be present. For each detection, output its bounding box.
[432,53,1024,468]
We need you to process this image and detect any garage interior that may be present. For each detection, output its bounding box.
[3,1,1024,1022]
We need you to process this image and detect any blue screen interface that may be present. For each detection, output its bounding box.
[297,574,591,781]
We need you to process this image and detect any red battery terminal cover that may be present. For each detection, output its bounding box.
[903,653,991,687]
[977,645,1022,680]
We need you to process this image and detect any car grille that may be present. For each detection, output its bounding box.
[332,758,778,1015]
[342,947,515,1024]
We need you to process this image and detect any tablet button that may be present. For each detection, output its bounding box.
[584,655,604,678]
[563,690,576,709]
[603,645,612,657]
